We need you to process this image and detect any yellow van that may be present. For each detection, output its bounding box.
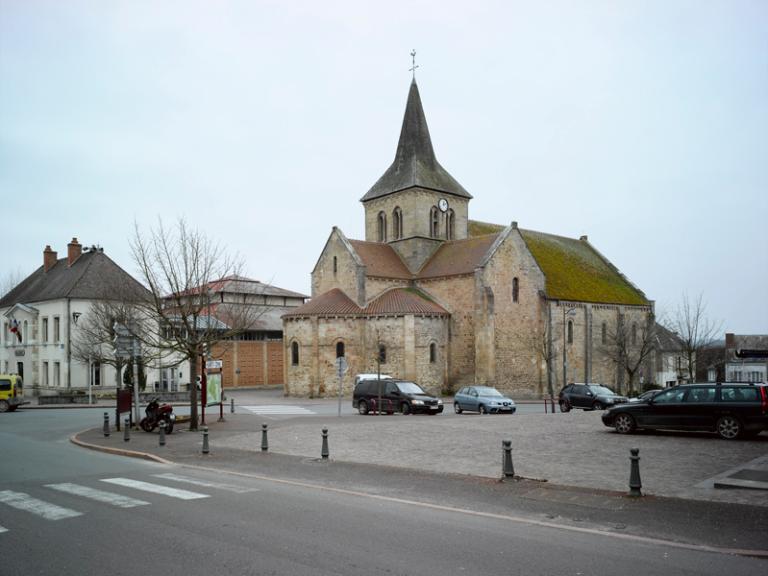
[0,374,25,412]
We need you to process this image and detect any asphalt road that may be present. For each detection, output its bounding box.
[2,410,767,575]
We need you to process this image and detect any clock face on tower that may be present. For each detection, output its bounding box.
[438,198,449,213]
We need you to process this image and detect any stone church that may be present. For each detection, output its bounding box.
[283,79,652,398]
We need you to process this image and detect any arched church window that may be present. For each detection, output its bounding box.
[377,212,387,242]
[291,341,300,366]
[336,341,345,358]
[631,323,637,345]
[512,277,519,303]
[429,342,437,364]
[430,206,439,238]
[446,209,455,240]
[601,322,607,345]
[392,207,403,240]
[567,320,573,344]
[333,256,337,276]
[378,344,387,364]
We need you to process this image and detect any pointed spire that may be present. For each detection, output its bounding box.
[361,80,471,202]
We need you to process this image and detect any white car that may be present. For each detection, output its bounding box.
[354,373,393,387]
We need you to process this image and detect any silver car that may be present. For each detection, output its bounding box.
[453,386,516,414]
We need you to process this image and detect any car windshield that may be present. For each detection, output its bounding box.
[588,385,616,395]
[397,382,427,395]
[474,387,503,397]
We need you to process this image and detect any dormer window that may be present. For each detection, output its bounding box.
[392,207,403,240]
[377,211,387,242]
[430,206,439,238]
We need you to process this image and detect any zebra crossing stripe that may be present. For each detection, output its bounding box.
[241,405,314,415]
[100,478,209,500]
[46,483,150,508]
[0,524,7,533]
[0,490,82,520]
[153,473,259,493]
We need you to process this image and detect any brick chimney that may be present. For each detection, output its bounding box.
[43,245,58,272]
[67,238,82,267]
[725,332,735,350]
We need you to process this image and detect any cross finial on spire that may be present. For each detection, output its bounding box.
[409,49,419,80]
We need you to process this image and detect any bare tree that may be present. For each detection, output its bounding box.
[526,322,559,404]
[602,313,657,396]
[1,268,25,299]
[130,218,259,430]
[662,293,722,383]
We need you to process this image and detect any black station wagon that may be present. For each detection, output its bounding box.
[601,383,768,439]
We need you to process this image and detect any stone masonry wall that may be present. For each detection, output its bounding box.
[312,230,364,304]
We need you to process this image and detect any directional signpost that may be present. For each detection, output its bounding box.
[335,356,348,417]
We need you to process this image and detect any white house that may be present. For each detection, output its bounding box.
[0,238,149,396]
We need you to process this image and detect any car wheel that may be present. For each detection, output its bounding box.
[358,400,369,415]
[592,401,604,410]
[559,400,570,413]
[716,415,741,440]
[614,413,636,434]
[478,404,487,415]
[0,400,9,413]
[454,403,462,414]
[400,402,411,415]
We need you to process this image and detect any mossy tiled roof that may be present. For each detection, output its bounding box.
[519,229,648,306]
[468,220,647,305]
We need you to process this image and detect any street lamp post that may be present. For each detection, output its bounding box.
[562,306,577,390]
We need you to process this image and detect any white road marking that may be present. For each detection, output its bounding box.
[0,490,82,520]
[153,473,259,493]
[241,405,315,415]
[100,478,209,500]
[46,483,150,508]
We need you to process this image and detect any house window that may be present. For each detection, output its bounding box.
[42,362,49,387]
[291,341,300,366]
[567,320,573,344]
[23,321,28,343]
[429,342,436,363]
[377,211,387,242]
[430,206,439,238]
[512,277,519,303]
[54,362,61,387]
[42,318,49,343]
[446,209,455,240]
[54,317,60,343]
[93,362,101,386]
[393,207,403,240]
[336,341,345,358]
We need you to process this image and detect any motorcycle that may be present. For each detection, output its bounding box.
[139,397,175,434]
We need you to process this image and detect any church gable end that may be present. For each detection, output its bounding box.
[311,227,366,305]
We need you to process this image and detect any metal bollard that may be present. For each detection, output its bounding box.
[628,448,642,497]
[231,397,235,414]
[321,427,329,460]
[103,412,110,437]
[123,418,130,442]
[261,423,269,452]
[159,420,166,446]
[202,426,209,454]
[502,440,515,478]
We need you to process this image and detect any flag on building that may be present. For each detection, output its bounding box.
[10,319,22,343]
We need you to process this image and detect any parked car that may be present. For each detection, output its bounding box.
[628,389,663,403]
[354,373,392,387]
[353,379,443,415]
[601,383,768,439]
[453,386,516,414]
[558,383,628,412]
[0,374,26,412]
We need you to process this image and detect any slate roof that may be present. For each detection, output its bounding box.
[361,80,471,202]
[348,240,411,279]
[0,250,150,308]
[652,323,683,351]
[283,287,447,318]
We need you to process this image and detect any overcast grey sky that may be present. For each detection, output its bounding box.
[1,0,766,333]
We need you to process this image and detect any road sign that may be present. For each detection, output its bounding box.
[334,356,348,378]
[206,360,223,370]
